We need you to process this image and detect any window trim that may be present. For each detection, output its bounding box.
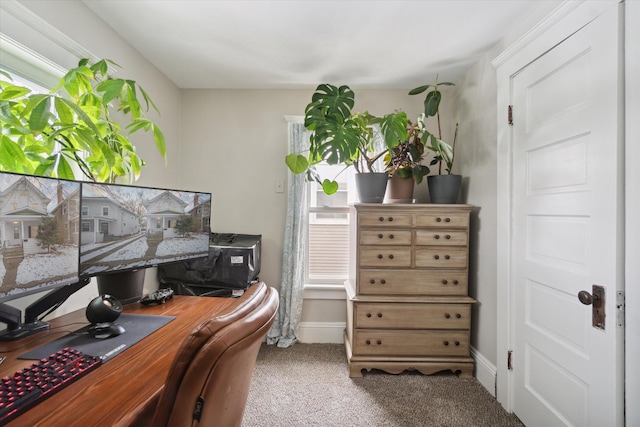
[286,115,351,296]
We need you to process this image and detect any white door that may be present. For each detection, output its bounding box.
[510,5,623,427]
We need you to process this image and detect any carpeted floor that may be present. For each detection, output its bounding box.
[243,343,524,427]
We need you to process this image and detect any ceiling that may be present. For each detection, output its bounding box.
[82,0,554,90]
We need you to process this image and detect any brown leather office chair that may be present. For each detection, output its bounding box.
[142,283,278,427]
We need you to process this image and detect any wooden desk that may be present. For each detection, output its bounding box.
[0,289,256,426]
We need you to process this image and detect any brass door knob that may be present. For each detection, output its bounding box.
[578,290,598,305]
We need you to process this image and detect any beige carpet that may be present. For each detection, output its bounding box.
[243,343,524,427]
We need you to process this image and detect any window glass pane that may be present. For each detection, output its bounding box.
[306,164,357,283]
[308,219,350,280]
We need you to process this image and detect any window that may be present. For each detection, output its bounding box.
[82,206,88,216]
[102,206,109,216]
[305,158,358,285]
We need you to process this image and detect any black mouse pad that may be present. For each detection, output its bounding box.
[19,313,175,362]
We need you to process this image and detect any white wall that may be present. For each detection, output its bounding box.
[2,0,182,317]
[451,54,499,365]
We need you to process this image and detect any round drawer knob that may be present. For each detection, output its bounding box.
[453,280,459,285]
[378,234,383,239]
[378,217,384,222]
[445,313,451,318]
[377,313,383,318]
[445,255,450,260]
[442,279,448,285]
[380,279,386,284]
[455,341,460,346]
[366,313,372,318]
[443,341,449,346]
[366,340,371,345]
[388,254,394,259]
[434,255,440,260]
[378,254,383,259]
[388,217,393,222]
[436,217,442,222]
[456,313,462,319]
[435,234,440,239]
[370,279,375,284]
[445,218,451,223]
[376,340,382,345]
[445,235,451,239]
[389,234,394,239]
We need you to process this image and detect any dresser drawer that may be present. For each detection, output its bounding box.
[415,247,468,268]
[355,303,471,329]
[353,330,470,356]
[358,269,468,296]
[360,229,412,246]
[415,229,468,246]
[415,213,468,228]
[359,212,413,228]
[359,247,412,268]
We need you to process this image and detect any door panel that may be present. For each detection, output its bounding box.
[511,5,622,426]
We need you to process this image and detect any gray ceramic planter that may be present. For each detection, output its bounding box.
[428,174,462,204]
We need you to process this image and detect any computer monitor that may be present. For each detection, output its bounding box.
[0,171,86,341]
[79,182,211,278]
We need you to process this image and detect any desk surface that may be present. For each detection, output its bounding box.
[0,291,253,426]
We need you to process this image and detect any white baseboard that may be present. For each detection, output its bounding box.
[297,321,345,344]
[471,346,497,397]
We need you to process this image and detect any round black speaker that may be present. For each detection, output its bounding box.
[86,294,123,324]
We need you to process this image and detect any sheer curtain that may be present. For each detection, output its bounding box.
[267,120,308,348]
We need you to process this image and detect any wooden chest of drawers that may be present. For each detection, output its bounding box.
[345,203,476,378]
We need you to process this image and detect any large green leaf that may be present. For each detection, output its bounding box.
[55,155,75,180]
[285,153,309,174]
[380,111,408,149]
[304,83,354,129]
[57,98,101,134]
[424,91,442,117]
[0,135,28,171]
[97,79,125,105]
[0,85,31,100]
[311,117,361,165]
[54,96,74,124]
[28,95,51,131]
[321,179,339,195]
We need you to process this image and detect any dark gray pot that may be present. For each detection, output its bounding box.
[428,174,462,204]
[355,172,389,203]
[97,269,146,305]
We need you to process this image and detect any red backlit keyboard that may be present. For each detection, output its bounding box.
[0,347,102,424]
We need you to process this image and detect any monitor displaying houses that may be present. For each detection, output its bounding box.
[79,182,211,277]
[0,172,81,301]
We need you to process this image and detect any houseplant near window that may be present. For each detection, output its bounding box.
[285,84,400,203]
[0,58,167,184]
[409,79,460,203]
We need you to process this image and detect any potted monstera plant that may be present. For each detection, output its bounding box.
[409,79,460,204]
[285,84,403,203]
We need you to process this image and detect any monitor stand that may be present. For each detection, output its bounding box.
[0,278,91,342]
